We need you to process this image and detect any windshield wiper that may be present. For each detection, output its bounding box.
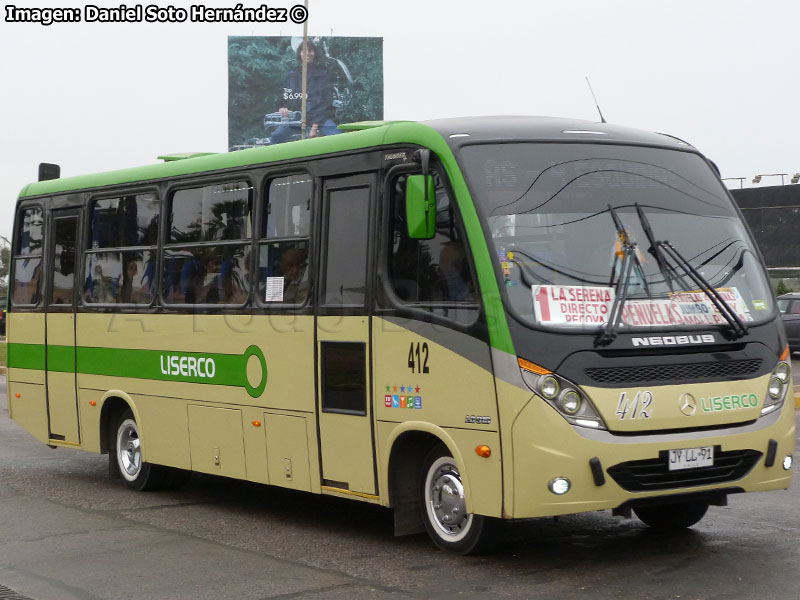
[596,205,648,347]
[634,203,748,339]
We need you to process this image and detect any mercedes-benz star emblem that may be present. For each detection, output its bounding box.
[678,393,697,416]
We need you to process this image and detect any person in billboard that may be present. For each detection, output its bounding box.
[269,40,342,144]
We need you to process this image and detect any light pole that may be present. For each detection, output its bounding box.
[722,177,746,189]
[752,173,789,185]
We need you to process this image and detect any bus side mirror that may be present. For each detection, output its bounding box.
[406,175,435,239]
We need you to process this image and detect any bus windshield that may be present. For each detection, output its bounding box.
[460,143,775,332]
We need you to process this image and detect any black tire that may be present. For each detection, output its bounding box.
[634,501,709,530]
[419,444,497,554]
[114,409,168,491]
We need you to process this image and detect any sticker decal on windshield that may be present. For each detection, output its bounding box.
[533,285,753,327]
[533,285,614,325]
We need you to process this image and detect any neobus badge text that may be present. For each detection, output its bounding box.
[160,355,216,379]
[632,334,716,347]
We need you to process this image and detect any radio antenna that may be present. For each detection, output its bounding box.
[585,77,607,123]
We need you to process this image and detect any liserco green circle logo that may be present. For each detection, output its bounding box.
[243,345,268,398]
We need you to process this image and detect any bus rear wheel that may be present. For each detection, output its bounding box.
[115,409,168,491]
[420,444,496,554]
[634,500,709,530]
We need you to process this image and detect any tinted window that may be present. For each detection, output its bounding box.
[386,173,479,324]
[85,193,160,305]
[162,245,250,305]
[321,342,367,415]
[51,217,78,306]
[90,194,158,248]
[170,181,253,243]
[258,175,313,306]
[264,175,311,238]
[84,251,156,304]
[12,207,44,305]
[258,241,310,304]
[323,186,369,307]
[17,207,44,256]
[12,258,42,305]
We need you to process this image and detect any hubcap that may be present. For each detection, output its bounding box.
[117,420,142,481]
[425,457,473,541]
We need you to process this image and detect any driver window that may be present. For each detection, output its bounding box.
[386,172,478,324]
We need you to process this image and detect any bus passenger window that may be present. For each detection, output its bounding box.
[386,173,478,323]
[162,182,253,306]
[84,193,159,305]
[12,207,44,306]
[258,174,312,305]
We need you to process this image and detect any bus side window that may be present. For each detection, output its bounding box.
[257,174,312,305]
[12,207,44,307]
[386,172,479,324]
[162,181,253,306]
[83,194,159,305]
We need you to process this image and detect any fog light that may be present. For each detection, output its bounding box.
[548,477,571,495]
[783,455,793,471]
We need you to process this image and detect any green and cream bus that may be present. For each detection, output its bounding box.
[7,117,795,553]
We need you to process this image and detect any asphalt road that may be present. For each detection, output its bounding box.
[0,378,797,600]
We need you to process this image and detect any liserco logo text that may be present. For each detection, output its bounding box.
[699,394,758,412]
[160,355,216,378]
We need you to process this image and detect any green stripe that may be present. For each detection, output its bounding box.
[47,345,75,372]
[7,343,268,398]
[7,343,46,370]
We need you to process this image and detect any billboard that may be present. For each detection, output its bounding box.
[227,36,384,150]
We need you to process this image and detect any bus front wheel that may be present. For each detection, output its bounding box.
[115,410,168,491]
[633,500,709,530]
[420,444,497,554]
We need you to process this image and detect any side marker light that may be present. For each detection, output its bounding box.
[475,445,491,458]
[15,393,21,398]
[252,420,262,427]
[89,401,96,407]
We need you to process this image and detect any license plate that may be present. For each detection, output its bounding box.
[668,446,714,471]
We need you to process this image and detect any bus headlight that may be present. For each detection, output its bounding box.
[518,357,607,430]
[761,359,790,416]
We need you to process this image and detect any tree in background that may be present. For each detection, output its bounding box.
[775,279,791,296]
[228,36,384,147]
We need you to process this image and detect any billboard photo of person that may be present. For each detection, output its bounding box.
[227,36,383,151]
[270,39,341,144]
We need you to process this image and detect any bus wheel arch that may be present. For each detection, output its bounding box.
[99,393,137,457]
[386,426,471,538]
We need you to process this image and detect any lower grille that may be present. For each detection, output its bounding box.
[607,449,762,492]
[585,359,763,385]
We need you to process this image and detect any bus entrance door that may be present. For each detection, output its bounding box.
[44,209,80,444]
[315,175,377,496]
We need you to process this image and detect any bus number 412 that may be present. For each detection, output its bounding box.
[616,391,653,420]
[408,342,430,374]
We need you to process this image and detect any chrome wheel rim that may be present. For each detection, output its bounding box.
[425,456,473,542]
[117,419,142,482]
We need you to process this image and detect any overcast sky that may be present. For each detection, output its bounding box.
[1,0,798,241]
